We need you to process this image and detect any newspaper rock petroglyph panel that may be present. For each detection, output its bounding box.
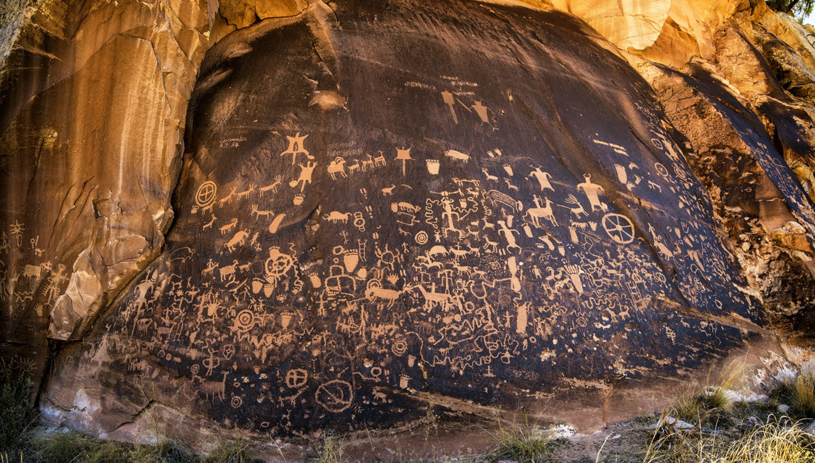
[49,0,769,436]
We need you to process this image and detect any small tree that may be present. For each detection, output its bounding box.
[765,0,815,21]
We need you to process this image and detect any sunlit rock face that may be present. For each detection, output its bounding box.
[548,0,741,66]
[0,0,211,385]
[39,0,777,443]
[635,2,815,344]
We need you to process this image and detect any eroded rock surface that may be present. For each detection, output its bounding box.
[39,0,783,446]
[1,0,815,457]
[0,0,211,381]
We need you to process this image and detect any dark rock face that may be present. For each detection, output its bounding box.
[41,0,777,440]
[646,24,815,345]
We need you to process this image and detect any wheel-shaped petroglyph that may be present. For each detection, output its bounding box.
[315,380,354,413]
[602,213,635,244]
[195,181,217,208]
[285,369,308,388]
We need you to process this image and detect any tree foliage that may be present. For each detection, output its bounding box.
[765,0,815,21]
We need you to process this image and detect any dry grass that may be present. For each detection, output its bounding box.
[644,415,815,463]
[491,420,556,463]
[669,360,749,427]
[202,439,261,463]
[315,435,344,463]
[776,371,815,418]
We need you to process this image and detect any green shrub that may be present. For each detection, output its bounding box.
[0,359,39,451]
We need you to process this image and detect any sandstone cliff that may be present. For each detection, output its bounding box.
[1,0,814,458]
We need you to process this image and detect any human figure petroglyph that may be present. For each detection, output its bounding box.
[10,221,24,246]
[472,100,491,125]
[44,264,67,302]
[0,232,9,254]
[577,174,606,212]
[280,132,311,165]
[202,259,218,277]
[291,161,317,192]
[441,90,458,124]
[529,167,553,192]
[497,220,521,253]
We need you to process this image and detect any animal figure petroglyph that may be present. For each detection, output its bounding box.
[328,157,347,179]
[291,161,317,192]
[362,154,375,171]
[427,245,448,259]
[259,176,283,195]
[504,178,519,192]
[218,186,238,206]
[526,196,557,227]
[391,202,421,214]
[482,168,498,182]
[559,195,587,219]
[251,205,274,219]
[225,230,249,252]
[365,284,402,307]
[413,284,462,311]
[483,236,499,253]
[201,371,228,401]
[485,190,523,212]
[381,185,396,196]
[444,150,470,162]
[219,260,239,281]
[219,218,238,235]
[203,214,217,230]
[236,184,255,200]
[323,211,351,224]
[374,152,387,166]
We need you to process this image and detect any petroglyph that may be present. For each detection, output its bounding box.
[59,4,776,440]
